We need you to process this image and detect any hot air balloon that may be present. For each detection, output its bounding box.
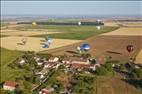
[81,43,90,51]
[32,21,37,26]
[47,37,53,45]
[96,26,101,30]
[127,45,134,53]
[77,46,82,54]
[78,21,81,26]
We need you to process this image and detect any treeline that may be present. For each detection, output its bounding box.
[17,21,104,26]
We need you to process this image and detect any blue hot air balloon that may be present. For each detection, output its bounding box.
[81,43,90,51]
[48,37,52,44]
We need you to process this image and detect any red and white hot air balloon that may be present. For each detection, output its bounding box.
[126,45,134,53]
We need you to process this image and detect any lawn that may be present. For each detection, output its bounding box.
[12,25,119,40]
[0,48,24,82]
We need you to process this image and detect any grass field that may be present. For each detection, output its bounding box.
[31,25,119,40]
[0,48,24,82]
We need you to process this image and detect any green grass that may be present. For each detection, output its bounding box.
[28,25,119,40]
[9,24,119,40]
[0,48,24,82]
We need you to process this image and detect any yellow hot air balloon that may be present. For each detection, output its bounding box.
[32,21,37,26]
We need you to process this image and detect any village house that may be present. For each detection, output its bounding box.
[62,57,71,64]
[48,57,59,63]
[44,62,55,68]
[71,57,90,64]
[18,59,26,65]
[34,57,48,66]
[3,81,17,91]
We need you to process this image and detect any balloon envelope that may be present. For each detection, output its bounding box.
[127,45,134,53]
[81,44,90,50]
[48,37,52,44]
[96,26,101,30]
[78,21,81,25]
[32,22,37,26]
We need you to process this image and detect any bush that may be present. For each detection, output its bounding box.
[132,68,142,79]
[95,67,108,75]
[104,63,113,72]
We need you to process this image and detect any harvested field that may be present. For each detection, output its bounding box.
[104,22,119,26]
[102,27,142,36]
[0,36,81,52]
[1,29,60,36]
[135,49,142,64]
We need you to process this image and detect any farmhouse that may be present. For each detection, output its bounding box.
[3,81,17,91]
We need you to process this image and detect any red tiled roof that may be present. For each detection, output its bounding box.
[4,81,17,87]
[41,88,52,94]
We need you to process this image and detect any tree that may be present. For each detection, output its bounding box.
[90,59,96,64]
[104,63,113,72]
[14,85,23,94]
[95,67,108,75]
[132,68,142,79]
[119,64,127,72]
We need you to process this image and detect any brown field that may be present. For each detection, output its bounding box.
[43,27,142,62]
[97,76,142,94]
[0,36,81,52]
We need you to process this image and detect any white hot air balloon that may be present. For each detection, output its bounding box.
[78,21,81,26]
[96,26,101,30]
[77,46,82,54]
